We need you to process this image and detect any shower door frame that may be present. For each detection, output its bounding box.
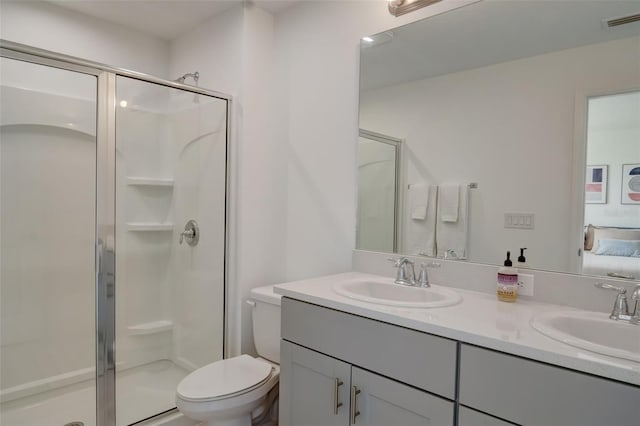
[0,39,232,426]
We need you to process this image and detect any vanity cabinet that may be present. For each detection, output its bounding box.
[280,298,457,426]
[280,341,454,426]
[459,344,640,426]
[280,297,640,426]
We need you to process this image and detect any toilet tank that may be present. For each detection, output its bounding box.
[248,284,282,363]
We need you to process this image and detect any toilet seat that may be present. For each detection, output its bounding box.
[177,355,273,403]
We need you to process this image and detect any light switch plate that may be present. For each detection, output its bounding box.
[518,273,534,296]
[505,213,535,230]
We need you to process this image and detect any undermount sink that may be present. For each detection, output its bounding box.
[531,310,640,362]
[333,278,462,308]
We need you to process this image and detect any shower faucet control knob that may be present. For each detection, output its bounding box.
[179,219,200,246]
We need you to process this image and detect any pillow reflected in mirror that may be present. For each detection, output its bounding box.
[592,239,640,257]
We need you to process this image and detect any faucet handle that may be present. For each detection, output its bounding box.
[388,257,401,268]
[595,283,629,319]
[630,286,640,320]
[417,263,430,288]
[387,257,413,267]
[594,282,626,294]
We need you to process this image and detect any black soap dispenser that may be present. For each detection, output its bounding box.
[517,248,528,269]
[497,251,518,302]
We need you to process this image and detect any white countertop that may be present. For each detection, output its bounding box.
[273,272,640,386]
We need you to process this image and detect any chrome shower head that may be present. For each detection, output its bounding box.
[174,71,199,86]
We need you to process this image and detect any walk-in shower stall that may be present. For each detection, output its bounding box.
[0,41,230,425]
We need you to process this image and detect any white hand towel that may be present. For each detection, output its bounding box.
[436,185,469,259]
[440,184,460,223]
[409,184,430,220]
[404,184,437,256]
[411,205,428,220]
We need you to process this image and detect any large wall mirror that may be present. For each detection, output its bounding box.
[357,0,640,282]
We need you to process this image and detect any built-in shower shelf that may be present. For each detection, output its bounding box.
[126,223,174,232]
[126,177,174,187]
[128,320,173,335]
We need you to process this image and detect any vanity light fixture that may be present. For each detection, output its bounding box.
[604,13,640,28]
[362,36,375,43]
[388,0,443,17]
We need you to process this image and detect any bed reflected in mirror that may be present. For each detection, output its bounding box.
[582,91,640,280]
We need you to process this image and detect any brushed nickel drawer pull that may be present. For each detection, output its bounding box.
[350,385,361,424]
[333,378,344,415]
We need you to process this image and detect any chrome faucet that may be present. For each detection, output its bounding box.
[595,283,640,324]
[631,286,640,323]
[417,262,430,288]
[390,257,416,286]
[389,257,437,288]
[443,249,458,260]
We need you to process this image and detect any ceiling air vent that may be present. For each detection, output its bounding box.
[605,13,640,28]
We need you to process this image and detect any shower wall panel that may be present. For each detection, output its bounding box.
[169,99,227,371]
[0,59,97,410]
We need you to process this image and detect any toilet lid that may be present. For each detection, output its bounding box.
[177,355,272,402]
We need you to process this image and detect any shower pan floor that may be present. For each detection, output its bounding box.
[0,360,189,426]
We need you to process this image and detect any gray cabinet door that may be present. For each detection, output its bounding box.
[280,340,351,426]
[458,406,519,426]
[351,367,454,426]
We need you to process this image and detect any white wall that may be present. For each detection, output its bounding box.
[359,36,640,273]
[169,6,244,97]
[585,91,640,228]
[0,1,170,77]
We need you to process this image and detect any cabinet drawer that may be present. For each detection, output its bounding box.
[459,344,640,425]
[282,298,457,399]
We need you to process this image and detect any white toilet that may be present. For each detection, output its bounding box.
[176,284,282,426]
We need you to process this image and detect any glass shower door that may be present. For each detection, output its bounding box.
[0,57,97,425]
[356,131,401,253]
[114,76,227,424]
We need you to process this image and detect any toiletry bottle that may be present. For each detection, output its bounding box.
[497,251,518,302]
[517,248,528,269]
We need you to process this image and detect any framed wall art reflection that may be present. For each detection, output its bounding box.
[585,165,608,204]
[621,163,640,204]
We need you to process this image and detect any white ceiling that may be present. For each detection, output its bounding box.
[48,0,299,41]
[360,0,640,91]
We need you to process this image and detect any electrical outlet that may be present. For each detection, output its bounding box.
[518,273,534,296]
